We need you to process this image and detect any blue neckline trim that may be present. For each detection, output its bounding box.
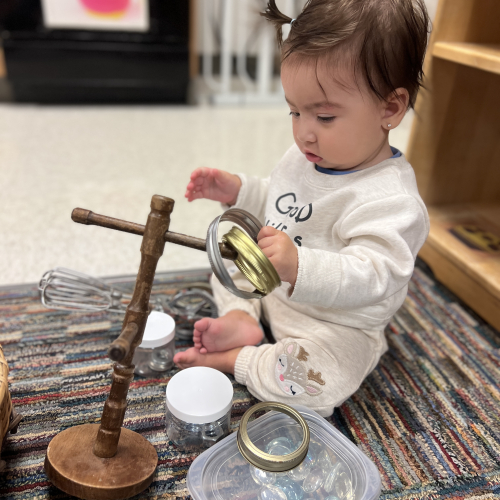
[315,146,402,175]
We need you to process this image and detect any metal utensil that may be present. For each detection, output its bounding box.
[39,267,134,313]
[39,267,217,338]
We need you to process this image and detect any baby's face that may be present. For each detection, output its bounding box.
[281,57,390,171]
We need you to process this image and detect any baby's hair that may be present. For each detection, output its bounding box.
[262,0,430,109]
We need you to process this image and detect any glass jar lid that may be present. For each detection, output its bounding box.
[139,311,175,349]
[166,367,233,424]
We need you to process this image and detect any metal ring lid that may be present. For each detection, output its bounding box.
[223,227,281,295]
[237,402,310,473]
[206,209,281,300]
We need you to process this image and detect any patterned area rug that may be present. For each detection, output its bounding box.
[0,261,499,499]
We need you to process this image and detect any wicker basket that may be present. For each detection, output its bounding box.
[0,344,22,473]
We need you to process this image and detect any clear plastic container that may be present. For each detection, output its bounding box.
[166,367,233,453]
[133,311,175,377]
[187,404,381,500]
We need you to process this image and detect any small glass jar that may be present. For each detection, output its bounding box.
[166,367,233,453]
[133,311,175,377]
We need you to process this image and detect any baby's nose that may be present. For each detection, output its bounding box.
[296,127,316,144]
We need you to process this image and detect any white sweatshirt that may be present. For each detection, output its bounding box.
[232,143,429,330]
[214,143,429,416]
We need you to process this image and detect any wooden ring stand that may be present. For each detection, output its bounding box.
[44,195,237,500]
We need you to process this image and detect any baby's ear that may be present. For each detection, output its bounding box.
[382,87,409,128]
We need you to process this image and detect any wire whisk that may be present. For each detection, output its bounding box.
[39,267,217,339]
[39,267,134,313]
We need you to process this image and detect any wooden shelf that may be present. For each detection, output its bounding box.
[433,42,500,75]
[409,0,500,330]
[420,203,500,329]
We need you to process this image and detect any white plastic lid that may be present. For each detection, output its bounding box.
[139,311,176,349]
[166,367,233,424]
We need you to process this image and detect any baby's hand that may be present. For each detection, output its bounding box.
[185,167,242,205]
[258,227,298,286]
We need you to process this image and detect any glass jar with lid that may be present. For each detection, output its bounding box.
[165,367,233,453]
[133,311,175,377]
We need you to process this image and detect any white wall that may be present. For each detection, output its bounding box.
[425,0,439,23]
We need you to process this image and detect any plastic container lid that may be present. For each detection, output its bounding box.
[139,311,176,349]
[166,367,233,424]
[187,404,381,500]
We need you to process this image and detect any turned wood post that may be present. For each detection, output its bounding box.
[93,195,174,458]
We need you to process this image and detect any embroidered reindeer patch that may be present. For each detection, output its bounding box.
[274,341,326,397]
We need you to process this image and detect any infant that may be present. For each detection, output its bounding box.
[173,0,430,417]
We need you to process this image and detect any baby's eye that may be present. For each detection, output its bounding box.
[289,111,300,119]
[318,115,335,123]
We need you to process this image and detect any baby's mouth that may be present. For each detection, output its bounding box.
[304,151,323,163]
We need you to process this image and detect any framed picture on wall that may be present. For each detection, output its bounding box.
[41,0,150,32]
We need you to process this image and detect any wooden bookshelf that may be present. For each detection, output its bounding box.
[433,42,500,75]
[421,204,500,327]
[407,0,500,330]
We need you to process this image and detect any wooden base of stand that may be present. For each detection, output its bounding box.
[44,424,158,500]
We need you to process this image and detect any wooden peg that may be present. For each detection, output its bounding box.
[72,207,238,260]
[108,323,138,362]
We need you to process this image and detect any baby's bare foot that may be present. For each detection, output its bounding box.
[173,346,241,374]
[174,346,209,369]
[194,310,263,353]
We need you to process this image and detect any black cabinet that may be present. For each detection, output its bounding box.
[0,0,191,103]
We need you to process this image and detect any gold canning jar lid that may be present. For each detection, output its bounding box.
[237,402,310,473]
[222,226,281,296]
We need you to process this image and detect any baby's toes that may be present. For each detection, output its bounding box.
[194,317,211,332]
[173,348,197,368]
[173,352,188,367]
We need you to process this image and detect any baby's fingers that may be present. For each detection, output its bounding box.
[258,235,275,250]
[185,190,205,202]
[192,175,210,188]
[258,226,279,241]
[190,166,211,180]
